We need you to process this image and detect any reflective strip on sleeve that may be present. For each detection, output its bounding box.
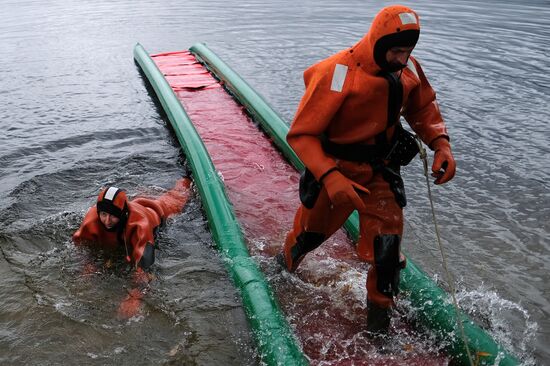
[399,12,417,25]
[104,187,119,201]
[330,64,348,92]
[406,59,419,79]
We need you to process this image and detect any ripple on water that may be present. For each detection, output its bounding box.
[0,0,549,364]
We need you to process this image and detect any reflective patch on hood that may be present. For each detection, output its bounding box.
[399,12,417,25]
[330,64,348,92]
[97,187,128,223]
[104,186,119,201]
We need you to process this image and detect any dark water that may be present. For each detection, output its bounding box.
[0,0,548,365]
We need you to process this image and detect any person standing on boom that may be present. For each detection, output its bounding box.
[277,4,456,335]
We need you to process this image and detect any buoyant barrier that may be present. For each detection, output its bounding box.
[187,42,520,366]
[134,43,308,366]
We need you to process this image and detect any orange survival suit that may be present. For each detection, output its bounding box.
[73,178,192,270]
[278,5,455,334]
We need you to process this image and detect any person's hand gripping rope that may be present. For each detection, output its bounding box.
[430,137,456,185]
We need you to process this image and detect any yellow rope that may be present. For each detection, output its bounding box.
[414,136,474,366]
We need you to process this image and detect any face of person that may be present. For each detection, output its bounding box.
[99,211,120,229]
[385,46,414,70]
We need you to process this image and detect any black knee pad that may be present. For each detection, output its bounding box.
[374,234,401,298]
[139,242,155,271]
[290,231,325,263]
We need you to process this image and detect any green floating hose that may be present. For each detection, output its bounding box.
[134,42,308,366]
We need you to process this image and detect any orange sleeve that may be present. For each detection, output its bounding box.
[72,207,99,244]
[128,221,154,264]
[287,62,348,181]
[402,58,449,147]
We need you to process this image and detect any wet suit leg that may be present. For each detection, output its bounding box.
[355,173,405,334]
[280,183,355,272]
[132,178,192,223]
[282,165,405,334]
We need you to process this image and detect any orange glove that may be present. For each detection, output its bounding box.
[117,268,153,319]
[431,137,456,185]
[321,169,369,213]
[117,288,144,319]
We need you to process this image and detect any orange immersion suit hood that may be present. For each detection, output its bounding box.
[96,187,129,226]
[369,5,421,72]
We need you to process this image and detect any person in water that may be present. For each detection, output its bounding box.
[277,5,456,335]
[73,177,192,271]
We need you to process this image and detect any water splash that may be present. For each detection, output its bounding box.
[455,285,538,365]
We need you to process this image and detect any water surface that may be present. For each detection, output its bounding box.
[0,0,548,364]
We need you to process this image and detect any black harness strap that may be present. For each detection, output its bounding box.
[321,135,389,163]
[380,71,403,132]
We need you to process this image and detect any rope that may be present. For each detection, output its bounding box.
[414,136,475,366]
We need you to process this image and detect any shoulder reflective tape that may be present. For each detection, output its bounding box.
[406,58,419,79]
[104,187,119,201]
[330,64,348,92]
[399,12,417,25]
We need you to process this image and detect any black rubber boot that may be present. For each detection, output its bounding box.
[366,300,391,337]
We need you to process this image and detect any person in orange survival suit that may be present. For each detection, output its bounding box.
[73,178,192,318]
[73,178,192,271]
[277,5,456,335]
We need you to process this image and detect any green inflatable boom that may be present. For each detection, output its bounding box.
[134,43,308,366]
